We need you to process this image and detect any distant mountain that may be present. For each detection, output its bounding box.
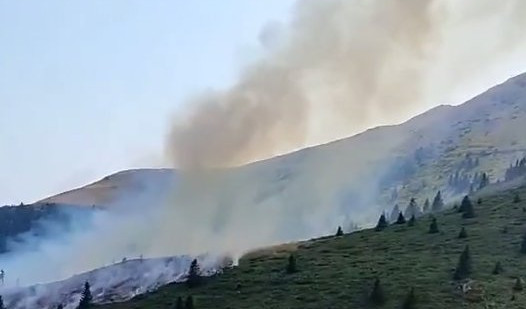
[39,73,526,223]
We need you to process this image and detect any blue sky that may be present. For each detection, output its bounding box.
[0,0,296,205]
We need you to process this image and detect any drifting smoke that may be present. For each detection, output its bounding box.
[168,0,526,169]
[2,1,526,306]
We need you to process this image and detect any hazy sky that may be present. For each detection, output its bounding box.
[0,0,296,205]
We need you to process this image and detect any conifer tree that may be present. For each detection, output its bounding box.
[479,172,489,190]
[369,278,386,305]
[187,259,202,288]
[185,295,195,309]
[78,282,93,309]
[390,204,400,223]
[336,226,343,236]
[402,288,416,309]
[521,232,526,254]
[423,198,430,213]
[0,296,5,309]
[431,191,444,212]
[396,212,406,224]
[492,261,504,275]
[57,305,64,309]
[458,227,468,239]
[453,245,472,280]
[286,254,297,274]
[460,196,475,218]
[429,217,439,234]
[404,198,422,219]
[514,194,522,204]
[175,296,184,309]
[408,215,416,227]
[375,214,388,231]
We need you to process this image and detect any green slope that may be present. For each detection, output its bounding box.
[101,178,526,309]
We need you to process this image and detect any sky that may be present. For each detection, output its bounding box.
[0,0,296,205]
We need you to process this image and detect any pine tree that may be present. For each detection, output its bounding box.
[0,296,5,309]
[77,282,93,309]
[402,288,416,309]
[492,261,504,275]
[375,214,388,231]
[174,296,184,309]
[390,204,400,223]
[431,191,444,212]
[369,278,386,305]
[286,254,297,274]
[429,217,439,234]
[514,278,524,291]
[521,232,526,254]
[57,305,64,309]
[185,295,195,309]
[458,227,468,239]
[395,212,406,224]
[408,215,416,227]
[479,172,489,190]
[514,194,522,203]
[461,196,475,218]
[453,245,472,280]
[187,259,202,288]
[423,198,430,213]
[404,198,422,219]
[336,226,343,236]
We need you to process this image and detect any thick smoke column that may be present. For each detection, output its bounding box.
[168,0,526,169]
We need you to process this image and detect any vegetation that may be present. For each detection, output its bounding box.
[286,254,297,274]
[395,212,406,224]
[453,245,472,280]
[101,183,526,309]
[369,278,386,305]
[458,227,468,239]
[428,217,439,234]
[492,261,504,275]
[78,282,93,309]
[187,259,202,288]
[335,226,343,236]
[0,295,5,309]
[375,214,388,231]
[401,288,416,309]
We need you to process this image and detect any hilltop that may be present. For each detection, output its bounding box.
[101,177,526,309]
[38,73,526,224]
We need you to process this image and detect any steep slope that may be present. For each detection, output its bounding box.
[40,73,526,223]
[101,177,526,309]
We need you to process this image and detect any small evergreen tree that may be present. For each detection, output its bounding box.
[431,191,444,212]
[453,245,472,280]
[521,232,526,254]
[492,261,504,275]
[286,254,297,273]
[514,194,521,203]
[390,204,400,223]
[479,172,489,190]
[187,259,202,288]
[461,196,476,218]
[369,278,386,305]
[458,227,468,239]
[402,287,416,309]
[174,296,184,309]
[408,215,416,227]
[396,212,406,224]
[514,278,524,291]
[185,295,195,309]
[429,217,439,234]
[77,282,93,309]
[375,214,388,231]
[0,296,5,309]
[57,305,64,309]
[336,226,343,236]
[404,198,422,219]
[423,198,430,213]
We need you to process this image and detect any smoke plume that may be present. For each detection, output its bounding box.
[167,0,526,169]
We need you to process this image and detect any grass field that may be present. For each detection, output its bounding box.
[100,179,526,309]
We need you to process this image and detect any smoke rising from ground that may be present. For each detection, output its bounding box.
[168,0,526,169]
[2,1,526,305]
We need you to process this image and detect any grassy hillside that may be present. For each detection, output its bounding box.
[101,178,526,309]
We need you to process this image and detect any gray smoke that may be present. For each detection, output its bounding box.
[167,0,526,169]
